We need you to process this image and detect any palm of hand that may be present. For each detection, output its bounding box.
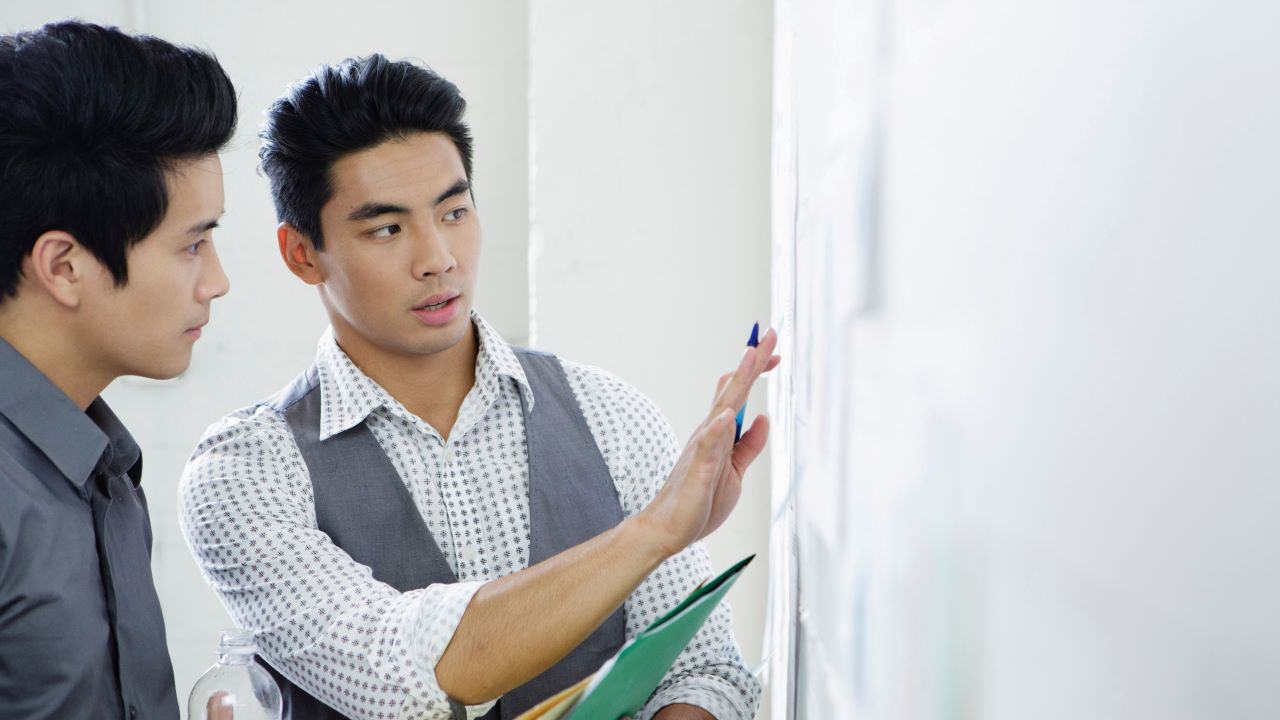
[642,329,779,556]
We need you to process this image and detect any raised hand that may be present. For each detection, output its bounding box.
[637,327,780,558]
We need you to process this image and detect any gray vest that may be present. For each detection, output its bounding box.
[257,348,626,720]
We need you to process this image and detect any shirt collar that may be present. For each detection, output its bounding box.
[0,336,140,489]
[313,309,534,441]
[85,397,143,486]
[473,310,534,412]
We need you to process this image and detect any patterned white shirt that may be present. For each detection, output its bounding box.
[179,311,760,720]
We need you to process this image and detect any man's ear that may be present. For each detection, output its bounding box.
[24,230,93,309]
[277,223,324,286]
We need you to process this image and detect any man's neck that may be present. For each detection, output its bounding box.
[0,311,113,411]
[333,321,479,442]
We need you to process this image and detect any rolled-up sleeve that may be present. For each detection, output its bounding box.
[179,408,494,720]
[630,544,760,720]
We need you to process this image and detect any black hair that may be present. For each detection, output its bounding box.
[258,53,473,250]
[0,20,238,300]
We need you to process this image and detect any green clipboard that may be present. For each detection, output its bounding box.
[564,554,755,720]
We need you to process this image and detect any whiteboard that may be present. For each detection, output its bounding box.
[768,0,1280,717]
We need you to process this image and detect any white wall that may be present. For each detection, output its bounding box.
[4,1,529,703]
[529,0,775,696]
[776,0,1280,717]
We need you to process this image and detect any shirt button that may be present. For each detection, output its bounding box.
[461,545,479,563]
[444,446,456,464]
[128,705,138,720]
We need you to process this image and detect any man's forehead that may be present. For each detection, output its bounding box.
[329,133,464,202]
[155,154,224,231]
[164,153,224,188]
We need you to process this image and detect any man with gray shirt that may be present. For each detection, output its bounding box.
[0,21,236,720]
[180,55,778,719]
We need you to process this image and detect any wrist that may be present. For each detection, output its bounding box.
[619,512,679,569]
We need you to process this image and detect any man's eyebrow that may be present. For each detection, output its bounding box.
[346,202,411,222]
[434,179,471,207]
[187,212,224,235]
[345,181,469,221]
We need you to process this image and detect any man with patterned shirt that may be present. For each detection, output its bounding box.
[180,54,777,720]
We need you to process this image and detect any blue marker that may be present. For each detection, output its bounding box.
[734,322,760,443]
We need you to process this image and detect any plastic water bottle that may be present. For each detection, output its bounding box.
[187,629,283,720]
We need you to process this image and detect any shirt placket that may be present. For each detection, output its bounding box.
[88,453,136,720]
[441,377,499,581]
[437,437,476,579]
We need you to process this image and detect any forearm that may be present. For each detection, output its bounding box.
[435,514,669,703]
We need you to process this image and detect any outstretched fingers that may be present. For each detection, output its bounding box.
[713,355,780,415]
[713,372,733,404]
[713,328,779,417]
[687,408,738,494]
[730,414,770,476]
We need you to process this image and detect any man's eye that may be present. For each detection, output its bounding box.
[371,224,401,238]
[446,208,468,222]
[186,239,206,255]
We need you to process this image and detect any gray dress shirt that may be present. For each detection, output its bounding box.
[0,337,178,720]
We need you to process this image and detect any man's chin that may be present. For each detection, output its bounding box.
[125,351,193,382]
[409,331,469,357]
[403,315,474,357]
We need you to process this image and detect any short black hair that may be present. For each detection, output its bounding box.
[258,53,474,250]
[0,21,238,300]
